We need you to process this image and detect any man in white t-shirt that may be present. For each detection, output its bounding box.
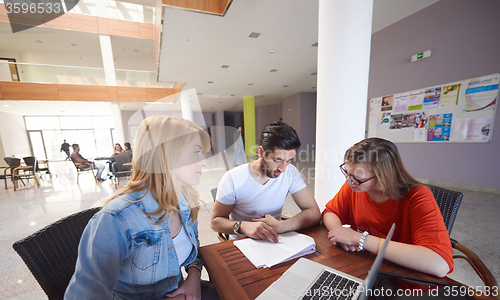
[211,122,321,242]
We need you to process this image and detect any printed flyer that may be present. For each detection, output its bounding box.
[381,95,393,112]
[408,91,424,111]
[393,94,409,112]
[427,113,453,141]
[423,87,442,109]
[465,75,499,112]
[467,118,492,141]
[440,84,460,107]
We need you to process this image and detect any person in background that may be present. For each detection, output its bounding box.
[322,137,453,278]
[233,126,246,167]
[111,143,125,156]
[60,139,71,161]
[65,116,219,300]
[212,121,321,242]
[124,142,133,162]
[70,144,106,181]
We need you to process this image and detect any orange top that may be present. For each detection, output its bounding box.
[323,184,454,273]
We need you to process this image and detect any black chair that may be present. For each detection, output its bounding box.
[112,154,132,189]
[35,159,52,180]
[1,157,22,189]
[13,157,40,191]
[70,157,97,184]
[12,207,101,300]
[429,185,499,294]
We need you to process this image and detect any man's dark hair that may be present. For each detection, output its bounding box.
[72,144,79,150]
[124,142,131,149]
[260,122,301,153]
[236,125,241,130]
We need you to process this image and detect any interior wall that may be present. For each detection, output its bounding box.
[0,111,31,158]
[282,93,301,136]
[299,92,317,153]
[368,0,500,189]
[255,102,282,144]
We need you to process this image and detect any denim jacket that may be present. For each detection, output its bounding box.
[64,190,202,300]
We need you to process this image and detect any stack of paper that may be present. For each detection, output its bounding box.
[233,231,316,268]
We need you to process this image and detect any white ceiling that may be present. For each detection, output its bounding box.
[0,0,439,116]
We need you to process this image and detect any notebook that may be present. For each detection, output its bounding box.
[256,223,396,300]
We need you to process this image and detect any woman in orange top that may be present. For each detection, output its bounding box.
[322,138,453,277]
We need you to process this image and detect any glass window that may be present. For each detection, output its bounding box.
[94,129,114,157]
[25,117,60,130]
[60,116,93,129]
[29,131,47,160]
[92,116,114,128]
[42,130,65,160]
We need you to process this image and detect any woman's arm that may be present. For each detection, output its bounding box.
[326,224,450,277]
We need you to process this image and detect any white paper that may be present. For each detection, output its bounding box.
[451,118,468,142]
[414,128,427,142]
[467,118,492,141]
[233,231,316,268]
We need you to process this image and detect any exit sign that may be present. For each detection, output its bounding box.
[411,50,431,62]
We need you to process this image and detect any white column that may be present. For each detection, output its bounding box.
[181,93,193,121]
[99,35,117,86]
[111,103,125,145]
[314,0,373,209]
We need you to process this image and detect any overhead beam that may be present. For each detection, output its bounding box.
[161,0,232,16]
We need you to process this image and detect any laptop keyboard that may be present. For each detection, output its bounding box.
[302,270,360,300]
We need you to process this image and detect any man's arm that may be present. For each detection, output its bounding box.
[253,187,321,234]
[211,201,279,242]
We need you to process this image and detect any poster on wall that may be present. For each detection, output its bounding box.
[464,74,499,112]
[381,95,393,111]
[427,113,453,141]
[408,91,425,111]
[380,112,391,126]
[466,118,492,141]
[423,87,442,109]
[394,94,409,112]
[441,84,461,107]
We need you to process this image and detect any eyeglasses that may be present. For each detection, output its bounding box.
[339,163,376,185]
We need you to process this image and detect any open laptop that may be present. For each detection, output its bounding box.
[256,223,396,300]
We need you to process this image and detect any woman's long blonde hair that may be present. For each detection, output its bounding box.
[344,138,420,200]
[104,116,211,224]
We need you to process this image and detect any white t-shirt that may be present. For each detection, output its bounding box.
[216,163,307,238]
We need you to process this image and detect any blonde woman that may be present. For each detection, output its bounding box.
[323,138,453,278]
[65,116,219,300]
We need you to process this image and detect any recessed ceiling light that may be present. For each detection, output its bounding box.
[283,85,289,87]
[208,81,214,84]
[311,72,317,75]
[218,101,222,103]
[231,94,235,96]
[71,43,77,46]
[249,32,261,38]
[260,95,264,97]
[36,40,42,43]
[312,42,318,47]
[210,107,214,109]
[221,65,229,68]
[270,69,277,72]
[248,83,253,86]
[197,93,202,95]
[134,49,139,52]
[311,87,316,89]
[3,104,10,107]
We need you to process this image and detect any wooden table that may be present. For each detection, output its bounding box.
[200,224,493,300]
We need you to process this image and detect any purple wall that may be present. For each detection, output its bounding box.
[368,0,500,189]
[300,92,317,153]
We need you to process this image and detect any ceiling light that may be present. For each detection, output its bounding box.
[208,81,214,84]
[312,42,318,47]
[231,94,235,96]
[197,93,202,95]
[134,49,139,52]
[260,95,265,97]
[270,69,277,72]
[249,32,261,38]
[311,87,316,89]
[218,101,222,103]
[3,104,10,107]
[71,43,77,46]
[36,40,42,43]
[283,85,289,87]
[311,72,317,75]
[221,65,229,68]
[248,83,253,86]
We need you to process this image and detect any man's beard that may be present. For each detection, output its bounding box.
[260,159,281,178]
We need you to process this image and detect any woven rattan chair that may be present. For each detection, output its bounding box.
[12,207,101,300]
[70,157,97,184]
[429,185,499,296]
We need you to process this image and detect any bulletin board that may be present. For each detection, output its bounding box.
[367,73,498,143]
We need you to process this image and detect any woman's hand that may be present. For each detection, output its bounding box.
[165,269,201,300]
[327,227,362,252]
